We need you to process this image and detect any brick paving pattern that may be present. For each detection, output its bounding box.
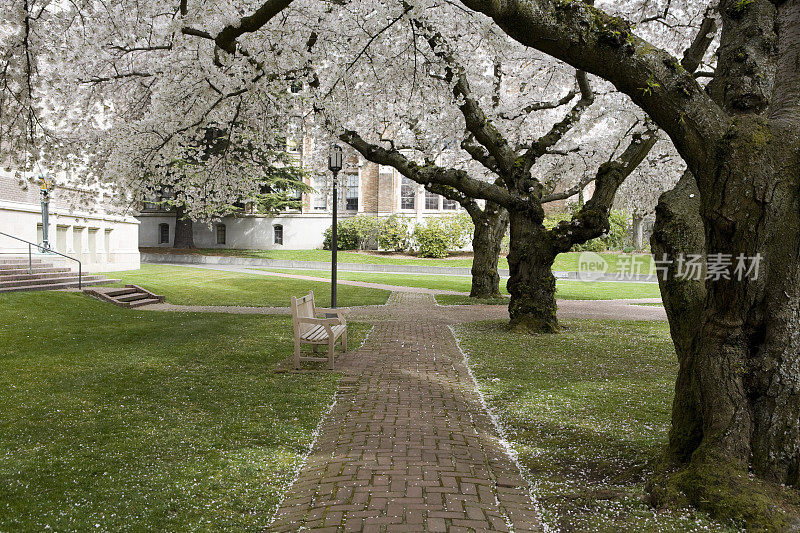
[270,292,541,532]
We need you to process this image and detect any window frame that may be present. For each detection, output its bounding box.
[400,176,416,211]
[216,223,226,245]
[274,224,284,245]
[344,173,359,211]
[159,223,170,244]
[424,190,440,211]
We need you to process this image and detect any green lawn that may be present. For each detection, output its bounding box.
[260,268,662,301]
[0,291,371,531]
[105,264,390,307]
[453,320,733,532]
[143,248,655,273]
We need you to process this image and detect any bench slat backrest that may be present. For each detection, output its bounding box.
[291,291,316,336]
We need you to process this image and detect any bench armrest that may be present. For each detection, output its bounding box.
[296,316,341,327]
[314,308,346,324]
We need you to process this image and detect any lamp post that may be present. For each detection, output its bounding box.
[39,175,52,251]
[328,145,343,308]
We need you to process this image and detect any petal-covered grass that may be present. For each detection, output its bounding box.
[143,248,655,273]
[104,264,390,307]
[0,291,371,531]
[453,319,735,532]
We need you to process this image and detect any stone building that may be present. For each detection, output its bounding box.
[137,149,463,251]
[0,171,140,271]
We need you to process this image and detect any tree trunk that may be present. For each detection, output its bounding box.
[173,205,195,249]
[649,171,707,466]
[506,210,558,333]
[470,203,508,299]
[631,214,644,250]
[648,123,800,528]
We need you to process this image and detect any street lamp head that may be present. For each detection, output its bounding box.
[328,144,343,173]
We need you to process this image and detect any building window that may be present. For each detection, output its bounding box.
[345,174,359,211]
[401,176,416,210]
[425,190,440,210]
[274,224,283,245]
[443,197,458,210]
[286,116,302,153]
[159,223,169,244]
[216,224,226,245]
[312,175,327,211]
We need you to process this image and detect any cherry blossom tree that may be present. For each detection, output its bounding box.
[457,0,800,525]
[7,0,800,523]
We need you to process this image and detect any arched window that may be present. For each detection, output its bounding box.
[274,224,283,245]
[216,223,226,245]
[159,223,170,244]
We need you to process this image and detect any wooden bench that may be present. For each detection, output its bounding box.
[291,290,347,370]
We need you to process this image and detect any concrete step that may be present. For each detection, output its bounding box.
[116,292,153,303]
[128,298,162,308]
[0,258,47,265]
[82,285,164,308]
[0,275,106,289]
[0,266,70,275]
[0,270,78,282]
[103,287,139,298]
[0,278,120,292]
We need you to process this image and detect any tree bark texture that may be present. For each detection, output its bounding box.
[506,210,559,333]
[469,202,508,299]
[173,205,195,249]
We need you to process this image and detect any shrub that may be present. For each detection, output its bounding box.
[412,213,474,258]
[413,223,450,258]
[323,222,361,250]
[377,215,411,252]
[322,215,380,251]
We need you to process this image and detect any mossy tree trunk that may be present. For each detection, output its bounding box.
[506,210,558,333]
[468,202,508,298]
[649,121,800,527]
[173,205,195,249]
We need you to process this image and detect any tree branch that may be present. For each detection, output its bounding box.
[523,70,594,166]
[341,129,517,208]
[547,124,659,252]
[413,18,518,175]
[498,88,578,120]
[456,0,729,176]
[213,0,295,54]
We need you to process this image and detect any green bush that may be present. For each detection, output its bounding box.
[412,213,474,258]
[323,215,380,251]
[323,222,361,250]
[377,215,411,252]
[413,223,450,258]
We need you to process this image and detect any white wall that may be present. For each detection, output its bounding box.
[0,200,140,272]
[138,213,334,250]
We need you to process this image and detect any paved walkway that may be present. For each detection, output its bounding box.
[269,293,541,532]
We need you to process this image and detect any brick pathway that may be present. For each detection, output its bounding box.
[269,293,541,532]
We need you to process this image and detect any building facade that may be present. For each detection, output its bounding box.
[0,172,140,271]
[137,153,463,250]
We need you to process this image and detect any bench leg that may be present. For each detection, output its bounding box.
[293,338,301,370]
[327,339,335,370]
[312,344,319,353]
[341,329,347,352]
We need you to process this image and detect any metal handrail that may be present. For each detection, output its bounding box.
[0,230,83,289]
